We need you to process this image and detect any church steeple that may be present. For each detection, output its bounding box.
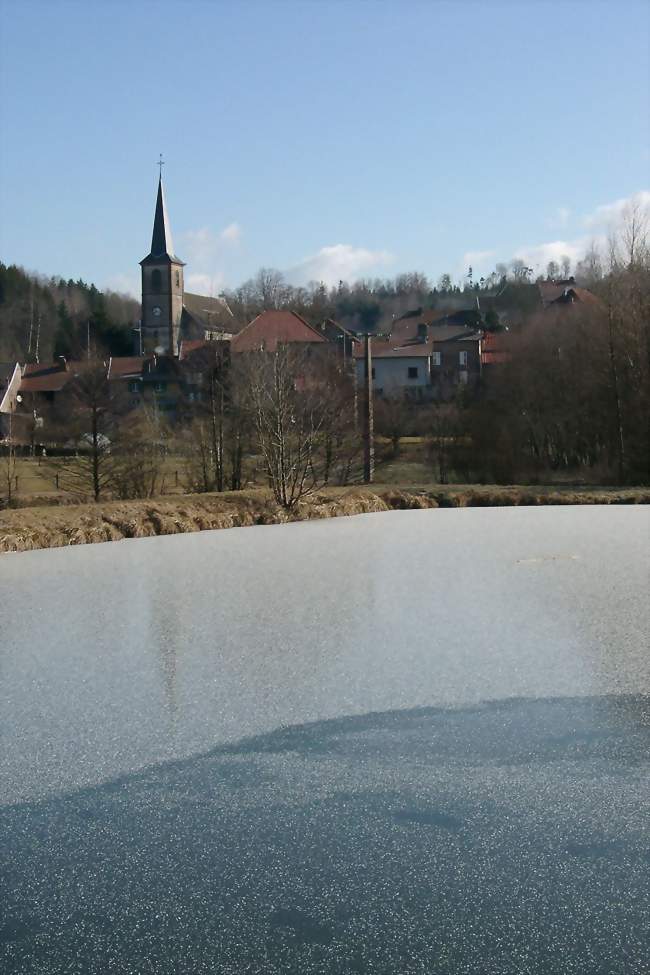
[140,166,185,356]
[149,176,178,260]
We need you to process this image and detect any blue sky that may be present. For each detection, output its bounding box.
[1,0,648,297]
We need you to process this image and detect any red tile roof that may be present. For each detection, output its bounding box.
[231,310,327,353]
[20,362,69,393]
[20,359,108,393]
[353,325,481,359]
[538,281,602,308]
[107,356,150,379]
[178,340,213,361]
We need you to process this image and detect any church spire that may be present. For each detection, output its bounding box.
[149,175,177,260]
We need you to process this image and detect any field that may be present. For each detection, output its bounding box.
[4,436,630,506]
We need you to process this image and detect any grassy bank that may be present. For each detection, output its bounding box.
[0,485,648,554]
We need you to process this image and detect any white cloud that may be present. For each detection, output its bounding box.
[220,222,241,244]
[511,235,607,274]
[180,222,243,271]
[287,244,393,287]
[583,190,650,228]
[186,272,226,296]
[504,191,650,275]
[545,206,571,230]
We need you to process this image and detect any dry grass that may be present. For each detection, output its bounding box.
[0,484,647,554]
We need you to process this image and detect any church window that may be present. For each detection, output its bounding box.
[151,268,162,293]
[175,271,180,288]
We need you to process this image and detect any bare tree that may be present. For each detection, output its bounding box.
[51,364,122,501]
[1,411,18,507]
[241,344,353,508]
[107,407,169,499]
[426,403,461,484]
[375,394,410,456]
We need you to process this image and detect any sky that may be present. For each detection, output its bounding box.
[1,0,649,298]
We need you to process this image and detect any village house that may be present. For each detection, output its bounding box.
[538,278,602,310]
[354,309,482,401]
[229,309,329,354]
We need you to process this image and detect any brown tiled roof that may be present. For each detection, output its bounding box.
[355,340,436,359]
[107,356,150,379]
[19,362,70,393]
[178,339,229,361]
[538,281,601,307]
[20,359,106,393]
[178,339,211,360]
[231,310,327,353]
[183,292,234,326]
[353,325,481,359]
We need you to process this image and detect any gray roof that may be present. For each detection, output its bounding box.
[141,177,184,265]
[182,292,241,333]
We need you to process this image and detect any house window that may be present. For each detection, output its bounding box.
[371,367,376,379]
[128,381,140,394]
[151,269,162,293]
[459,350,468,366]
[433,352,441,366]
[154,381,167,393]
[408,366,419,379]
[459,370,468,384]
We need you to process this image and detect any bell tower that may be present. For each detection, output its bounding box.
[140,161,185,355]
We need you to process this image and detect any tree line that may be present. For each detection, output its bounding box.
[0,264,140,362]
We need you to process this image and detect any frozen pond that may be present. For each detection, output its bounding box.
[1,505,649,803]
[1,506,649,974]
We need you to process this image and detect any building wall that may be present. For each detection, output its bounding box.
[431,340,481,394]
[355,356,431,396]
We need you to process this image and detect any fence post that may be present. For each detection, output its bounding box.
[55,473,59,489]
[175,470,179,487]
[14,475,18,492]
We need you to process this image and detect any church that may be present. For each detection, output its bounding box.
[139,175,234,355]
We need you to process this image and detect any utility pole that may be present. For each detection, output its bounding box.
[34,315,41,363]
[27,291,34,359]
[362,332,374,483]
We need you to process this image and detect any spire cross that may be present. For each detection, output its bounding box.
[157,153,164,178]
